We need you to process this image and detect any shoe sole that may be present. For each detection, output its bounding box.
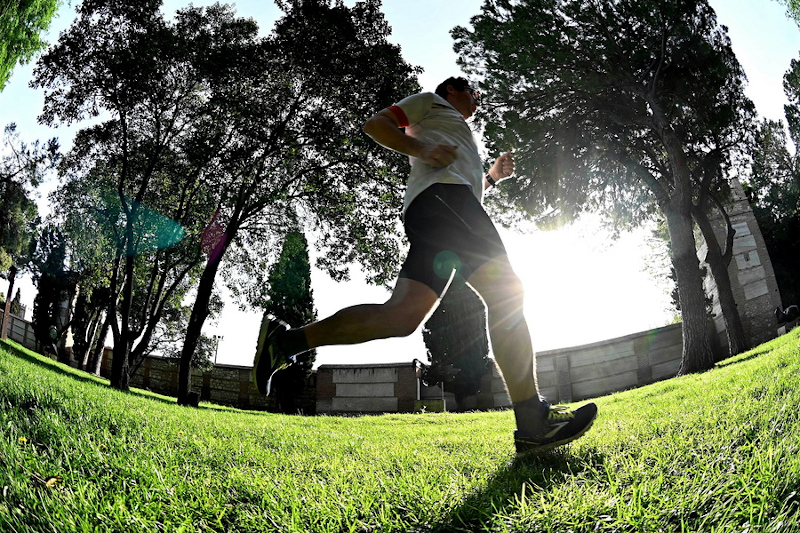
[514,416,596,457]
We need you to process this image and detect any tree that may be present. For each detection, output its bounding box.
[0,0,59,91]
[159,301,218,373]
[691,171,750,357]
[422,276,489,411]
[745,123,800,308]
[175,0,420,404]
[453,0,754,373]
[30,226,77,361]
[263,232,317,336]
[744,55,800,308]
[0,123,57,339]
[71,286,109,371]
[263,230,317,414]
[34,0,248,389]
[10,288,22,316]
[774,0,800,24]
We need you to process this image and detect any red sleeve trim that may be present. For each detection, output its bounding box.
[388,105,410,128]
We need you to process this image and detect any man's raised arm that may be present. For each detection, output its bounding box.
[363,108,458,168]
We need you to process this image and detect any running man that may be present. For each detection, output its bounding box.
[253,77,597,454]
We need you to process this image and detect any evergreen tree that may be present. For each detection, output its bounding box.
[422,276,489,412]
[745,118,800,308]
[0,124,57,339]
[263,230,317,414]
[30,227,76,361]
[453,0,754,373]
[743,55,800,308]
[10,288,22,317]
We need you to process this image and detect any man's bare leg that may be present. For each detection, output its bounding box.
[302,277,441,349]
[467,255,597,452]
[466,255,539,403]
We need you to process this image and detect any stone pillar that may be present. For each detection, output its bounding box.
[315,366,335,413]
[701,179,782,350]
[395,363,420,413]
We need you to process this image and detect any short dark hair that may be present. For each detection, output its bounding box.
[435,77,471,99]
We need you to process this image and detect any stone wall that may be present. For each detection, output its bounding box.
[535,322,684,403]
[3,307,686,413]
[4,307,786,415]
[0,310,38,352]
[419,362,510,411]
[320,322,685,412]
[315,363,420,414]
[99,350,276,410]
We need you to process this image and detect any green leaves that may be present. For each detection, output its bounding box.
[263,230,316,328]
[0,0,58,91]
[455,0,752,228]
[0,124,56,274]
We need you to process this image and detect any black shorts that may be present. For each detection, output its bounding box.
[398,183,508,294]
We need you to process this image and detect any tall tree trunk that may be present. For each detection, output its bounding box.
[177,224,235,405]
[693,206,749,358]
[80,309,104,370]
[665,208,716,374]
[654,120,717,374]
[110,342,131,390]
[89,310,110,376]
[1,265,17,340]
[110,254,136,390]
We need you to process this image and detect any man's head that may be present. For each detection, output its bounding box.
[435,77,479,118]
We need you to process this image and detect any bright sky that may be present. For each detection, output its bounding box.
[1,0,798,368]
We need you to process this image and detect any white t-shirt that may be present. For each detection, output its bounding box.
[389,92,483,214]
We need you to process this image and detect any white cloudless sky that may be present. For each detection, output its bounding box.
[1,0,798,368]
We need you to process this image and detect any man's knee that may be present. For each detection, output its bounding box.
[470,263,526,308]
[494,274,525,309]
[383,278,439,337]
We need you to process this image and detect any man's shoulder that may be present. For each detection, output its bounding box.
[396,91,435,107]
[395,92,457,119]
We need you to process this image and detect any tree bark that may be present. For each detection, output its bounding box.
[177,223,235,405]
[89,311,110,376]
[1,265,17,340]
[110,255,135,390]
[79,308,104,370]
[693,206,749,358]
[653,117,717,374]
[665,208,716,374]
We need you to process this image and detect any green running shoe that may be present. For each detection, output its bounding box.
[514,401,597,455]
[252,314,291,396]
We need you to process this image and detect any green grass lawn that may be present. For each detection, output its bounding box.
[2,330,800,532]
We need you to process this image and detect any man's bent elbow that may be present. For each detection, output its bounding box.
[362,116,377,137]
[363,114,386,138]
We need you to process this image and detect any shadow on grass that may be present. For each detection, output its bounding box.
[1,339,113,387]
[716,328,800,369]
[0,340,251,415]
[715,346,775,368]
[429,446,605,532]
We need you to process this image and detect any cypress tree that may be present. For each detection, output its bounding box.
[264,230,317,413]
[422,276,489,411]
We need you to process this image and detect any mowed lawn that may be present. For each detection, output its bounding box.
[1,329,800,532]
